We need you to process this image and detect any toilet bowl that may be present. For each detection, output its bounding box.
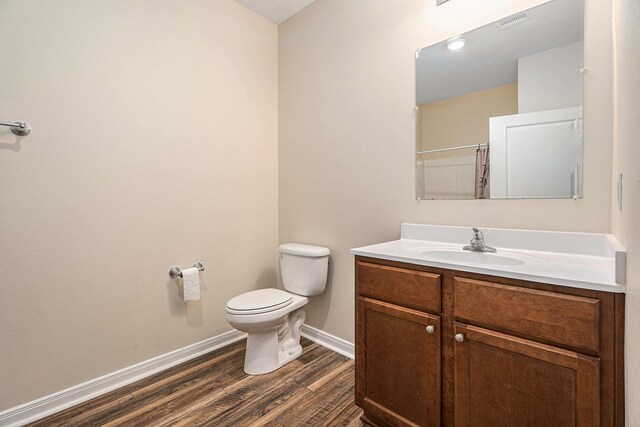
[226,243,330,375]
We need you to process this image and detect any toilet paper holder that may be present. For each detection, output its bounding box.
[169,262,205,279]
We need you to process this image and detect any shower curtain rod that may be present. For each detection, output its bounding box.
[417,142,488,155]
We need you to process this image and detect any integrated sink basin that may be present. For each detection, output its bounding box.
[350,224,626,293]
[419,249,539,266]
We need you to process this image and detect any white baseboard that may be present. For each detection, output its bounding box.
[301,324,355,359]
[0,330,247,427]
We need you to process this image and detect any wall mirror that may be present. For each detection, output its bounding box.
[416,0,584,200]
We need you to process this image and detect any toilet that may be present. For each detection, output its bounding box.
[226,243,330,375]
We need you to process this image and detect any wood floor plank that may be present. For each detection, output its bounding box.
[27,402,92,427]
[213,379,311,427]
[299,375,356,427]
[315,392,364,427]
[87,386,134,411]
[275,363,355,426]
[166,360,306,426]
[294,350,350,388]
[103,381,227,426]
[126,340,245,394]
[307,359,355,392]
[128,346,244,396]
[26,338,363,427]
[151,362,306,427]
[296,342,325,364]
[346,417,368,427]
[244,385,314,427]
[67,349,242,425]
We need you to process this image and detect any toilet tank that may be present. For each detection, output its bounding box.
[279,243,330,296]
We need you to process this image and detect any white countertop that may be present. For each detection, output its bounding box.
[351,224,626,293]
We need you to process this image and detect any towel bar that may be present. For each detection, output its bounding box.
[0,120,31,136]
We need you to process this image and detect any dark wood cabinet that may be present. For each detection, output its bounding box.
[453,322,599,427]
[357,297,441,426]
[453,277,601,353]
[355,256,625,427]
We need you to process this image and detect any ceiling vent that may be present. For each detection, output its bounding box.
[495,12,531,30]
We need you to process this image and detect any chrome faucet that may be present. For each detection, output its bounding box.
[463,228,497,253]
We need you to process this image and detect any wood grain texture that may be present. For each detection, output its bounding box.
[453,276,601,353]
[27,338,362,427]
[599,292,616,426]
[441,271,455,427]
[357,261,441,313]
[358,297,440,426]
[355,255,625,427]
[454,322,600,427]
[614,293,625,427]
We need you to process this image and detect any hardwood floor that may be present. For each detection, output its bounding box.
[29,338,364,427]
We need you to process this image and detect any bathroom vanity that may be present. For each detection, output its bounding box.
[351,224,625,427]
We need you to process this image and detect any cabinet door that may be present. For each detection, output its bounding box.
[453,322,599,427]
[357,297,441,427]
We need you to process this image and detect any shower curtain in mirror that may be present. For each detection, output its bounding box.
[474,145,490,199]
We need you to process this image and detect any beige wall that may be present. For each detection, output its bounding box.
[611,0,640,424]
[418,83,518,154]
[0,0,278,410]
[279,0,613,345]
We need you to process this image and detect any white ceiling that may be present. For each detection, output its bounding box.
[416,0,584,104]
[234,0,317,24]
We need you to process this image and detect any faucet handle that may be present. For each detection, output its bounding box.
[472,227,483,240]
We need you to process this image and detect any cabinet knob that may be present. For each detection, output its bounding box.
[455,333,464,343]
[426,325,435,334]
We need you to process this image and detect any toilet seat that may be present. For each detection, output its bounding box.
[226,288,293,315]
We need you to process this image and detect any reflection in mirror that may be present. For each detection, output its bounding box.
[416,0,584,200]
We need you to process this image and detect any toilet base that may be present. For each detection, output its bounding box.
[278,343,303,368]
[243,308,306,375]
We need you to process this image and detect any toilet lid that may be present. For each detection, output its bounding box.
[226,288,293,315]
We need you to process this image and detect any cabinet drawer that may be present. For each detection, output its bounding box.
[453,277,600,353]
[357,261,441,313]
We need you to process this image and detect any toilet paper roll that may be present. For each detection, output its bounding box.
[182,267,201,302]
